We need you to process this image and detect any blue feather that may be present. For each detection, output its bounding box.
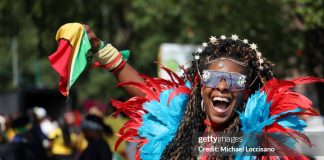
[138,82,190,160]
[236,91,272,160]
[237,91,273,133]
[235,90,310,160]
[277,115,306,131]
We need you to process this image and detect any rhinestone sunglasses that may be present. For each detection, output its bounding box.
[201,70,247,90]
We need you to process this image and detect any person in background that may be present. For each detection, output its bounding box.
[33,107,58,138]
[48,113,76,160]
[0,114,38,160]
[0,115,8,144]
[78,114,113,160]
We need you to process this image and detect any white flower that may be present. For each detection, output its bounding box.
[250,43,257,50]
[197,48,203,53]
[243,39,248,44]
[220,35,226,40]
[258,59,264,64]
[256,52,262,57]
[209,36,217,43]
[194,55,200,60]
[202,42,208,47]
[258,66,264,70]
[202,70,210,81]
[237,75,246,87]
[231,34,239,41]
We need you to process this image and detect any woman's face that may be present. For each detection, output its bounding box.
[201,59,246,130]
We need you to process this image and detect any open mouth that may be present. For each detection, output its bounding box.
[212,97,231,113]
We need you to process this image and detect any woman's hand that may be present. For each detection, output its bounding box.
[83,24,101,52]
[83,24,145,97]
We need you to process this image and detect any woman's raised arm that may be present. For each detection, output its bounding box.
[84,24,145,97]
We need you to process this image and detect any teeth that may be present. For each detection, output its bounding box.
[212,97,230,103]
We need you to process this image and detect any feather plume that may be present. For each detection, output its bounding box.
[236,77,323,160]
[112,68,191,160]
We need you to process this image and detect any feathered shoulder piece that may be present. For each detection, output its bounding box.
[111,67,192,160]
[237,77,324,160]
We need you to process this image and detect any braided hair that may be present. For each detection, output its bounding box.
[162,36,274,159]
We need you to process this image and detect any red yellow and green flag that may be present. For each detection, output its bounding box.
[48,23,91,96]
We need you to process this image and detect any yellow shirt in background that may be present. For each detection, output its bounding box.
[49,128,73,155]
[104,116,128,153]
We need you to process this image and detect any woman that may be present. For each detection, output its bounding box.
[51,24,322,159]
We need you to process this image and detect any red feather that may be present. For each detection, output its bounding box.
[265,123,312,147]
[112,67,193,158]
[259,131,308,159]
[292,76,324,85]
[179,65,193,86]
[260,77,323,116]
[291,109,319,117]
[118,121,141,135]
[117,81,158,100]
[151,78,176,89]
[259,77,324,159]
[111,98,146,119]
[167,86,191,105]
[115,129,139,151]
[135,149,141,160]
[138,74,163,94]
[160,65,185,86]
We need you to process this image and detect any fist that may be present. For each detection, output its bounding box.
[83,24,101,52]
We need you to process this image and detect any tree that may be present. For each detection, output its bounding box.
[281,0,324,114]
[1,0,321,111]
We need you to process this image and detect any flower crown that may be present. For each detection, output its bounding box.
[194,34,265,71]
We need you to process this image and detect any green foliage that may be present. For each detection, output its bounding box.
[0,0,322,107]
[283,0,324,29]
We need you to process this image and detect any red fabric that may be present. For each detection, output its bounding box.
[48,39,73,96]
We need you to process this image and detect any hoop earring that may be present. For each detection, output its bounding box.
[201,100,205,112]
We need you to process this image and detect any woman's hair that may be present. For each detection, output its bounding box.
[162,36,273,159]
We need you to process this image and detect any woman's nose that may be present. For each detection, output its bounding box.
[215,79,229,92]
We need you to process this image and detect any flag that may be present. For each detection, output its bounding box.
[48,23,91,96]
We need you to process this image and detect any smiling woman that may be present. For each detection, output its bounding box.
[202,60,247,130]
[162,35,275,159]
[196,37,273,132]
[50,24,324,160]
[85,31,321,160]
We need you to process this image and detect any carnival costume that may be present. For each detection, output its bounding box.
[49,23,324,160]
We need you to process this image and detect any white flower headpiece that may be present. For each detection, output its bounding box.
[194,34,265,71]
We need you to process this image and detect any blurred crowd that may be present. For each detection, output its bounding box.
[0,101,135,160]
